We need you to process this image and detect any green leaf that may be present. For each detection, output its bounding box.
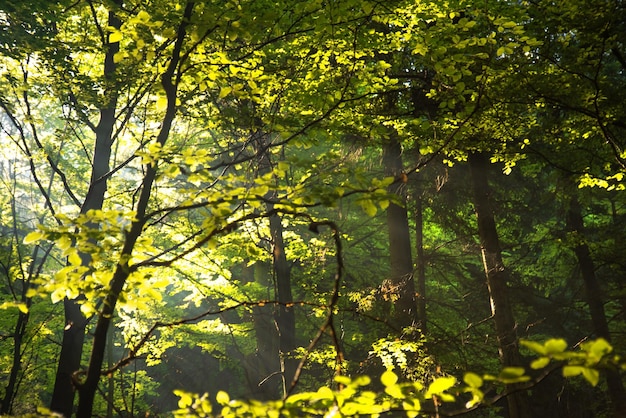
[24,230,45,244]
[109,31,123,43]
[219,86,232,98]
[380,370,398,387]
[544,338,568,354]
[156,96,168,112]
[359,199,377,217]
[581,368,600,386]
[584,338,612,359]
[520,340,546,355]
[216,390,230,405]
[385,383,405,399]
[562,365,585,378]
[0,302,29,313]
[498,367,530,383]
[463,372,483,388]
[530,357,550,369]
[426,376,456,398]
[68,250,82,266]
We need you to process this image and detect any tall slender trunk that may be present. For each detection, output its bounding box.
[106,322,114,418]
[269,212,296,394]
[254,130,296,394]
[383,135,417,331]
[50,3,121,415]
[245,262,280,398]
[414,183,426,331]
[1,187,49,413]
[1,309,28,414]
[566,193,626,416]
[468,151,531,418]
[75,3,193,414]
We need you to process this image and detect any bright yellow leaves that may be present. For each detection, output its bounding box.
[521,338,616,387]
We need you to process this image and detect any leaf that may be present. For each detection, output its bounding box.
[156,96,168,112]
[530,357,550,369]
[520,340,546,355]
[544,338,568,354]
[498,367,530,383]
[463,372,483,388]
[360,199,377,217]
[0,302,28,313]
[113,51,125,63]
[426,376,456,398]
[57,235,72,251]
[584,338,612,359]
[174,389,193,408]
[381,370,398,387]
[219,86,232,98]
[50,287,65,304]
[385,383,405,399]
[581,367,600,386]
[216,390,230,405]
[562,365,584,378]
[24,230,45,244]
[68,250,82,266]
[109,31,123,43]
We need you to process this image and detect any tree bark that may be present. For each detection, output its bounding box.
[50,3,122,414]
[269,212,297,394]
[1,309,28,414]
[566,193,626,417]
[244,262,281,398]
[382,135,417,331]
[414,183,427,331]
[253,130,296,394]
[74,3,194,414]
[468,151,531,418]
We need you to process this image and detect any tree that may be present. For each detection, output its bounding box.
[565,187,626,415]
[2,0,626,415]
[468,151,531,418]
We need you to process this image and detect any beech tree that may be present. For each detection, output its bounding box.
[1,0,625,416]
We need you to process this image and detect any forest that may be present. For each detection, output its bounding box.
[0,0,625,416]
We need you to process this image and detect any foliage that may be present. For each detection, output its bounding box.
[171,338,626,417]
[1,0,625,415]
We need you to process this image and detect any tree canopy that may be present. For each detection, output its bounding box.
[0,0,625,416]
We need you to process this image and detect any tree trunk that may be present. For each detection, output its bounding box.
[253,130,296,394]
[269,212,297,394]
[566,193,626,417]
[382,135,417,331]
[1,310,28,414]
[74,3,193,413]
[245,262,281,398]
[468,151,531,418]
[414,183,427,331]
[49,3,121,414]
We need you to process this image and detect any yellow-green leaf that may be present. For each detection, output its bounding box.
[463,372,483,388]
[24,231,45,244]
[109,31,123,43]
[216,390,230,405]
[381,370,398,387]
[545,338,567,354]
[156,96,168,112]
[530,357,550,369]
[219,86,232,99]
[426,376,456,398]
[57,235,72,251]
[582,367,600,386]
[498,367,529,383]
[563,365,584,378]
[520,340,546,355]
[68,250,82,266]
